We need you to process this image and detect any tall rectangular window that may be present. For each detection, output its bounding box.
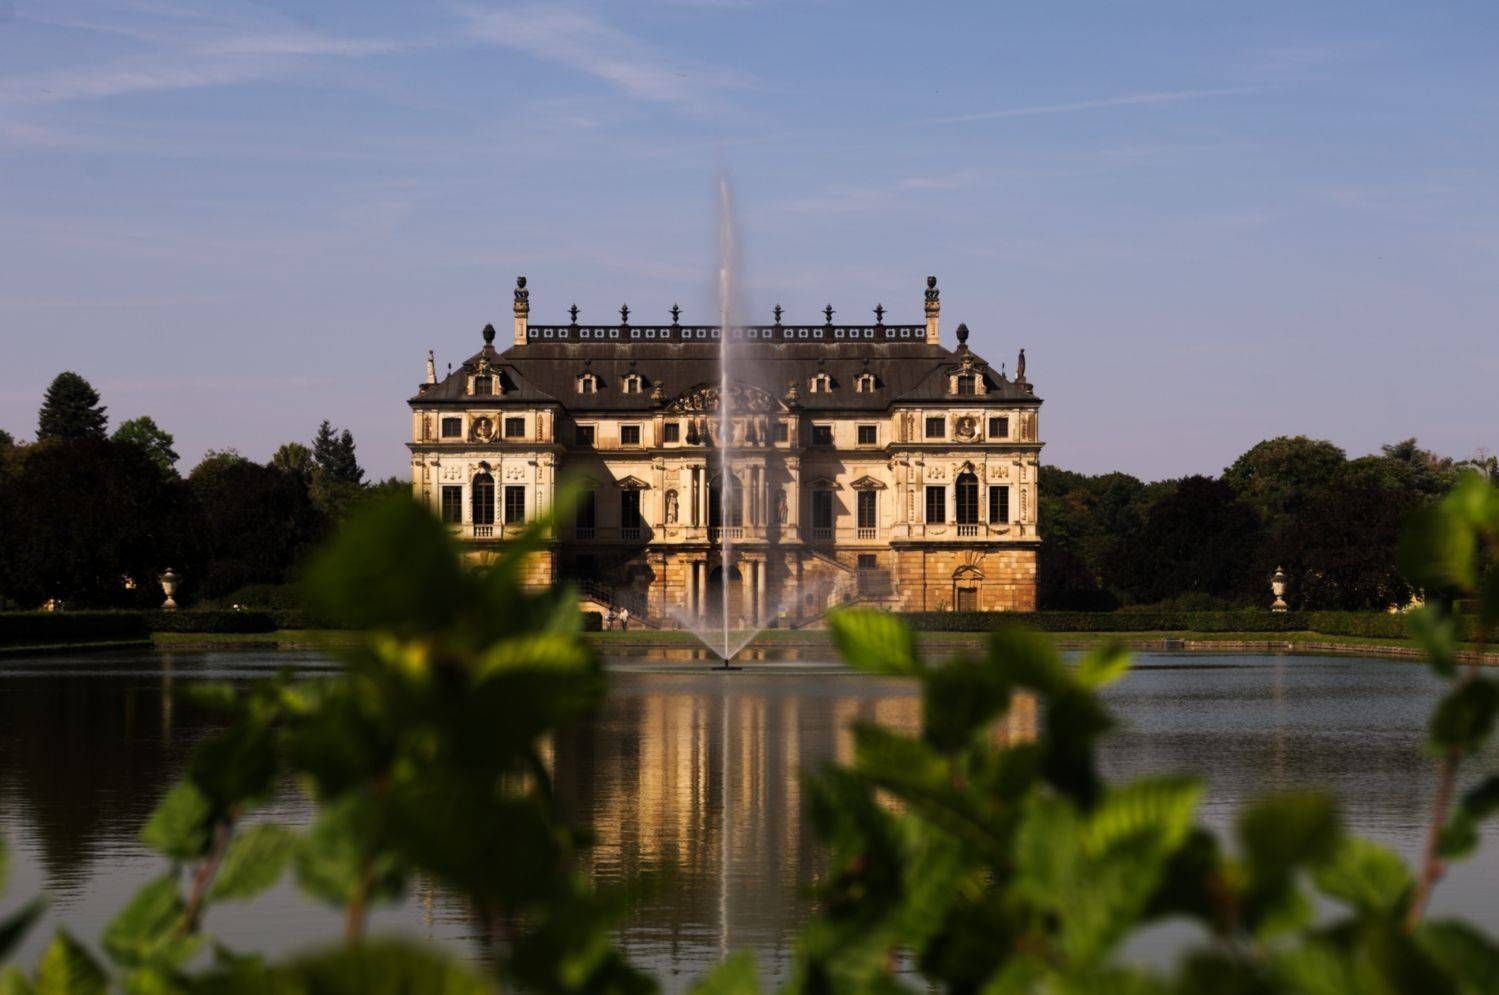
[620,425,641,446]
[504,485,525,524]
[812,425,834,447]
[812,490,835,530]
[857,490,877,529]
[857,424,877,446]
[620,490,643,529]
[473,376,493,396]
[504,416,525,438]
[441,417,462,438]
[988,416,1009,439]
[925,485,946,524]
[775,422,789,443]
[440,486,462,523]
[576,491,596,529]
[989,486,1010,524]
[663,422,680,443]
[574,425,595,447]
[925,416,945,439]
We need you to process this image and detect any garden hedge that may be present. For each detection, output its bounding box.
[143,610,278,634]
[897,610,1476,641]
[0,612,150,647]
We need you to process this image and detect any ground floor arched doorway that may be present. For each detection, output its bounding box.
[706,565,744,625]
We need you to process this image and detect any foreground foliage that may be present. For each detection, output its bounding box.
[1,475,1497,993]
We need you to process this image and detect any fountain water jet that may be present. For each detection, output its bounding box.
[669,169,775,667]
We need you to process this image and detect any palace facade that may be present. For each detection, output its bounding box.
[407,276,1042,625]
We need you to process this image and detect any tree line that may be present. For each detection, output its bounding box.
[0,372,403,609]
[1041,435,1499,611]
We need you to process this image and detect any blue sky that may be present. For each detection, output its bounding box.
[1,0,1495,480]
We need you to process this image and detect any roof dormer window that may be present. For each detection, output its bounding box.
[622,373,643,395]
[577,373,600,394]
[473,375,494,396]
[855,372,877,393]
[809,373,833,394]
[953,373,978,396]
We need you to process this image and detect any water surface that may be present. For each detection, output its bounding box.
[0,650,1489,987]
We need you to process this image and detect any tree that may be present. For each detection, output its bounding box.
[36,371,107,441]
[1222,435,1346,525]
[1380,437,1459,497]
[312,420,364,487]
[112,415,179,478]
[186,455,327,599]
[269,441,313,480]
[0,438,186,607]
[1109,475,1264,604]
[0,429,13,452]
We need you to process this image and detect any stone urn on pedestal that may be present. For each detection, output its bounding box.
[1270,566,1289,613]
[159,568,180,611]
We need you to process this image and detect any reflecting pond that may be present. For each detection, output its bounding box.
[0,650,1490,988]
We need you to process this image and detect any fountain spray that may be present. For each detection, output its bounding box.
[717,171,735,667]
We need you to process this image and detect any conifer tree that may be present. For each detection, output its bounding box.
[36,371,107,441]
[312,420,364,486]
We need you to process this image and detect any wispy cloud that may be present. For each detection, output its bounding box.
[461,5,744,110]
[0,7,409,105]
[932,87,1259,124]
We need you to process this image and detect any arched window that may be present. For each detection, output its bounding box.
[955,471,979,525]
[855,372,877,393]
[622,373,643,394]
[472,471,496,526]
[708,474,743,528]
[809,373,833,394]
[577,373,599,394]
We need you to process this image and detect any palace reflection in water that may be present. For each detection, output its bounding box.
[0,650,1491,990]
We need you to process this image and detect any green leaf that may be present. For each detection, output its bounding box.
[101,874,185,968]
[209,824,295,902]
[1430,678,1499,753]
[1480,565,1499,636]
[691,952,761,995]
[35,931,106,995]
[1270,940,1357,995]
[1075,641,1131,689]
[294,795,404,909]
[190,939,494,994]
[1083,776,1203,858]
[139,782,213,860]
[1313,836,1412,915]
[827,610,921,675]
[0,966,35,995]
[0,899,44,963]
[1238,791,1341,879]
[1416,919,1499,992]
[988,627,1065,696]
[1399,503,1476,593]
[1408,607,1459,679]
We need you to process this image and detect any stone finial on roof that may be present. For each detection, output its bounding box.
[924,275,940,344]
[620,303,630,328]
[482,323,496,345]
[823,304,835,326]
[514,275,529,317]
[773,304,783,326]
[670,303,681,326]
[569,303,579,327]
[425,349,436,384]
[784,379,801,406]
[956,322,969,345]
[873,303,885,326]
[651,382,665,405]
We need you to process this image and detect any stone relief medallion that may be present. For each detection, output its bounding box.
[954,416,978,441]
[471,416,494,442]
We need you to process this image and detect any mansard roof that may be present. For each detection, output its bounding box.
[412,336,1039,412]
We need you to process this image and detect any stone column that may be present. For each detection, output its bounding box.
[756,559,767,625]
[786,457,801,530]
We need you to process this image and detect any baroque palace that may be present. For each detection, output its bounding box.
[407,276,1042,624]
